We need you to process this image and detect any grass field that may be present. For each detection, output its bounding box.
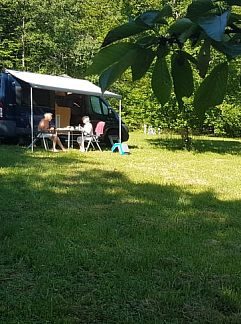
[1,132,241,323]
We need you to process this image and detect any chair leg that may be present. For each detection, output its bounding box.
[93,138,102,151]
[42,137,49,150]
[27,134,50,151]
[85,139,92,151]
[85,138,102,152]
[27,137,38,149]
[27,132,43,149]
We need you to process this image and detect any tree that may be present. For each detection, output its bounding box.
[0,0,124,76]
[86,0,241,128]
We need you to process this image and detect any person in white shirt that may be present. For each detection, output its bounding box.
[77,116,93,152]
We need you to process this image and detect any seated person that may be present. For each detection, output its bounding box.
[77,116,93,152]
[38,113,66,152]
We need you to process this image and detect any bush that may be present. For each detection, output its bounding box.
[204,103,241,137]
[221,103,241,137]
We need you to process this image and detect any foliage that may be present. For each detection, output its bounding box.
[0,0,122,75]
[87,0,241,125]
[221,103,241,137]
[204,102,241,137]
[1,0,241,136]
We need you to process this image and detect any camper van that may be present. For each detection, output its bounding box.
[0,70,129,146]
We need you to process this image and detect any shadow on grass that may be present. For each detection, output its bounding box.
[0,145,96,168]
[1,147,241,323]
[147,136,241,155]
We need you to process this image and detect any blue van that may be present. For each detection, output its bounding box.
[0,70,129,145]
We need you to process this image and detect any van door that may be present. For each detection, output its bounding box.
[0,73,17,137]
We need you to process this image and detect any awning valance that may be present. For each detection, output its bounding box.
[5,69,122,99]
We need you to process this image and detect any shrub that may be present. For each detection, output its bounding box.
[204,103,241,137]
[221,103,241,137]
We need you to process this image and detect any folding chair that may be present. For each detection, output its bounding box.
[27,132,51,150]
[80,121,105,152]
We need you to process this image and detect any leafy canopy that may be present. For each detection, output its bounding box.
[86,0,241,123]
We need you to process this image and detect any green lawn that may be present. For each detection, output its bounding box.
[1,132,241,323]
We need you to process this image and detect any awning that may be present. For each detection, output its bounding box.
[5,69,122,99]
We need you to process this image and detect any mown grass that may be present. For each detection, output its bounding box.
[1,132,241,323]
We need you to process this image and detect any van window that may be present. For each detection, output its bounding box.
[90,96,109,116]
[15,85,22,105]
[90,96,102,115]
[101,100,109,116]
[0,77,2,102]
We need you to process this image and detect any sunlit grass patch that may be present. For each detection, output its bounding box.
[0,132,241,323]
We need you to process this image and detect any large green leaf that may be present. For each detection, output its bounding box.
[212,39,241,58]
[182,51,198,67]
[131,48,155,81]
[86,43,136,75]
[198,11,229,41]
[135,10,167,27]
[179,24,200,43]
[197,39,211,78]
[171,52,194,109]
[135,35,159,47]
[102,5,173,47]
[99,48,139,92]
[102,21,148,47]
[187,0,215,21]
[156,43,170,58]
[168,19,199,44]
[169,18,193,35]
[194,62,229,121]
[135,5,172,27]
[151,57,172,106]
[158,4,173,18]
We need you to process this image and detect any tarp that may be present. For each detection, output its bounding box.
[5,69,122,99]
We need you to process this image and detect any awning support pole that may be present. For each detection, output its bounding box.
[30,87,34,152]
[119,99,122,143]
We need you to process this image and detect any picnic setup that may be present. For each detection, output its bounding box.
[1,69,130,154]
[28,114,106,153]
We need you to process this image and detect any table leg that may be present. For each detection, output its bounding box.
[68,131,70,149]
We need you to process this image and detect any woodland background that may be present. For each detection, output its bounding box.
[1,0,241,136]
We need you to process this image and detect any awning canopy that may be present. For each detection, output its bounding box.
[5,69,122,99]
